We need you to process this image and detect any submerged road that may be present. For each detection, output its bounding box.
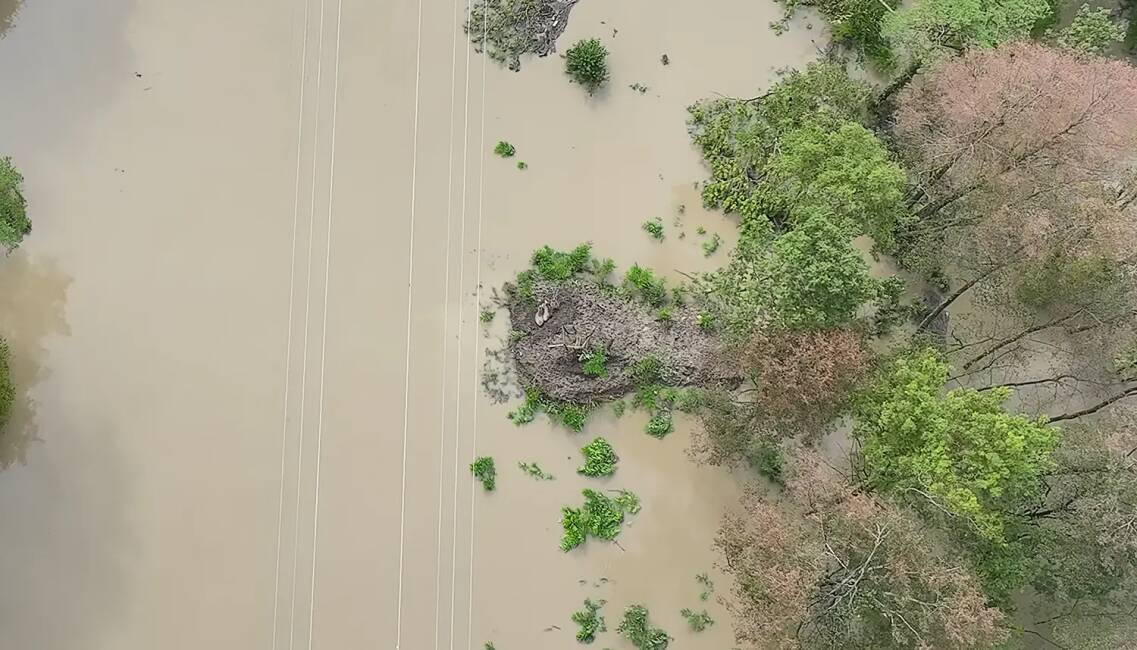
[0,0,489,646]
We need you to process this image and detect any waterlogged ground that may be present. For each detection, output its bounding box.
[0,0,824,647]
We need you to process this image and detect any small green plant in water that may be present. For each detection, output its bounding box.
[518,461,555,481]
[642,218,664,241]
[560,488,640,551]
[509,387,593,431]
[580,345,609,378]
[493,141,515,157]
[696,573,714,601]
[701,233,721,257]
[629,82,649,94]
[645,413,673,438]
[479,308,495,323]
[747,437,785,485]
[612,400,626,417]
[680,608,714,632]
[484,643,496,650]
[516,160,527,170]
[617,605,671,650]
[695,226,706,235]
[470,456,496,491]
[578,437,618,477]
[571,598,607,643]
[564,38,609,94]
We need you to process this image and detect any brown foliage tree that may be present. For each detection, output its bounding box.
[717,452,1007,649]
[693,328,871,466]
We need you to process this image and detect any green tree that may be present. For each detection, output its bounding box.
[775,0,900,65]
[0,338,14,431]
[883,0,1053,63]
[564,38,609,94]
[0,156,31,250]
[1057,3,1125,53]
[765,212,876,330]
[763,118,907,248]
[854,349,1060,541]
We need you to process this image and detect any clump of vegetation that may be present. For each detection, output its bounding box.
[516,160,527,170]
[629,82,649,94]
[578,437,618,477]
[0,339,14,430]
[617,605,670,650]
[746,436,785,484]
[612,399,626,417]
[642,217,664,241]
[571,598,607,643]
[1,156,31,250]
[622,264,667,306]
[470,456,497,491]
[695,573,714,601]
[775,0,898,65]
[560,488,640,551]
[493,140,516,157]
[514,243,595,304]
[882,0,1052,64]
[509,387,593,431]
[655,307,673,324]
[564,38,609,94]
[1057,3,1124,53]
[518,461,555,480]
[580,345,608,378]
[701,233,721,257]
[680,608,714,632]
[479,308,495,323]
[644,413,672,438]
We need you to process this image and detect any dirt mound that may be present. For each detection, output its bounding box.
[506,280,741,403]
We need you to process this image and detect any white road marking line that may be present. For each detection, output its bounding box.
[272,0,311,647]
[433,0,464,645]
[303,0,343,645]
[448,0,475,645]
[395,0,426,645]
[465,2,490,647]
[288,1,327,647]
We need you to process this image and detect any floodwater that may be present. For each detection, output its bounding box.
[0,0,821,648]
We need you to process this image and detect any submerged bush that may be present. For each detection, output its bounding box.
[565,38,609,93]
[0,156,31,250]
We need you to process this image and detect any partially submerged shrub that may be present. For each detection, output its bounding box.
[564,38,609,93]
[470,456,497,491]
[578,437,619,477]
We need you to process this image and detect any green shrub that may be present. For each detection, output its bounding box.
[622,264,667,306]
[777,0,898,65]
[560,488,640,551]
[0,157,31,250]
[642,218,664,241]
[578,437,618,477]
[479,308,495,323]
[645,413,672,438]
[746,437,785,485]
[565,38,609,93]
[532,243,593,281]
[617,605,671,650]
[509,386,593,431]
[701,233,721,257]
[1058,3,1124,53]
[493,141,515,157]
[680,608,714,632]
[696,573,714,601]
[518,461,555,480]
[516,160,527,170]
[470,456,497,491]
[571,598,607,642]
[580,345,608,378]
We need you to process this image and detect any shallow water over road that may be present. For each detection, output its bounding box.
[0,0,822,647]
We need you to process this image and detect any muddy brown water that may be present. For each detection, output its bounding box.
[0,0,825,647]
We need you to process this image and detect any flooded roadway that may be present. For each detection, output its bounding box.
[0,0,821,647]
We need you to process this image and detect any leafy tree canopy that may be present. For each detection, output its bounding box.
[883,0,1053,63]
[854,349,1060,541]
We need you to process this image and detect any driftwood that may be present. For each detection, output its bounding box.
[466,0,581,72]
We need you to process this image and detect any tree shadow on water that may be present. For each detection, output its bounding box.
[0,251,72,469]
